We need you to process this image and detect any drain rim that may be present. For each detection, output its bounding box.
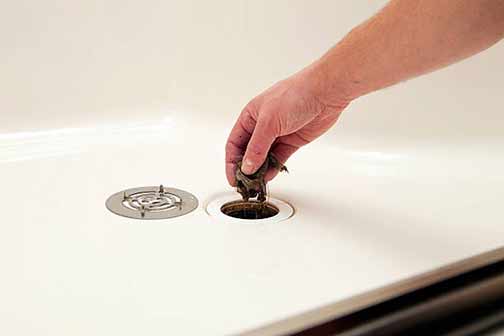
[206,192,294,223]
[106,186,198,220]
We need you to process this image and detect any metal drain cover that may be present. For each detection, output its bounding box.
[106,185,198,220]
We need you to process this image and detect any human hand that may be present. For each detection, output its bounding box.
[226,0,504,187]
[225,63,353,186]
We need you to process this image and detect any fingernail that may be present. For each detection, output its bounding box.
[241,159,254,174]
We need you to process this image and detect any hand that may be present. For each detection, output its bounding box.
[225,63,352,186]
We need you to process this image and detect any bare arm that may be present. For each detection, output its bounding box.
[318,0,504,101]
[225,0,504,185]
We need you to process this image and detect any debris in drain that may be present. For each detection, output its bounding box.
[235,153,288,202]
[221,200,279,219]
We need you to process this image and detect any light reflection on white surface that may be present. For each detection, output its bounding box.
[0,0,503,334]
[0,118,182,163]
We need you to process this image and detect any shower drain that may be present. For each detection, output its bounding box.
[206,192,294,223]
[106,185,198,220]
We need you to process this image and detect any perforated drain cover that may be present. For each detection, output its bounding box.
[106,185,198,220]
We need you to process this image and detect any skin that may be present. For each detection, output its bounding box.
[235,153,287,202]
[225,0,504,186]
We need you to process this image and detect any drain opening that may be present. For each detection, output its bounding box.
[220,200,279,220]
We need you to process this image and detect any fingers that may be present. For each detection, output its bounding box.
[225,107,257,186]
[264,139,300,182]
[241,110,279,175]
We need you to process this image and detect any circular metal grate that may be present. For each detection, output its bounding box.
[106,185,198,220]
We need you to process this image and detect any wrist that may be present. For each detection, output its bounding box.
[301,59,357,110]
[307,44,368,107]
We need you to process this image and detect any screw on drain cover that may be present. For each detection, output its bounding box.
[106,185,198,220]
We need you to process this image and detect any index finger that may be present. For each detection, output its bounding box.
[225,108,257,186]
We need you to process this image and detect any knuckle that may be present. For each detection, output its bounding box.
[242,99,261,119]
[225,140,237,153]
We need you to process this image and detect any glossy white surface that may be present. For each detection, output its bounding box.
[1,1,503,335]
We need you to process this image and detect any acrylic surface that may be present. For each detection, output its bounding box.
[1,1,503,335]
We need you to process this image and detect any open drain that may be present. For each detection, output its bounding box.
[206,192,294,223]
[221,200,279,219]
[106,185,198,220]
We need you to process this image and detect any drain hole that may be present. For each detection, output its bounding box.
[220,200,279,220]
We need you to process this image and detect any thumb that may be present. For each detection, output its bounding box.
[241,114,278,175]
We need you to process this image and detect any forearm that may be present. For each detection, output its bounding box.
[225,0,504,183]
[316,0,504,101]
